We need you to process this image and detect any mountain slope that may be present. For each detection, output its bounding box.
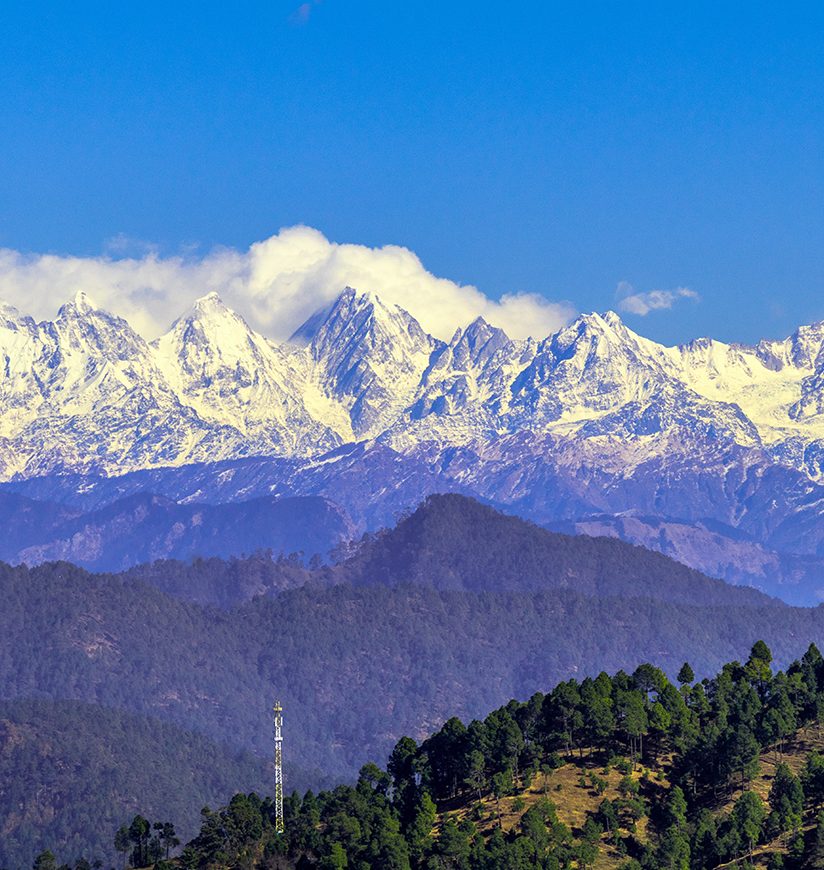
[547,512,824,605]
[9,434,822,601]
[10,495,824,863]
[293,286,443,439]
[337,494,777,607]
[0,698,272,869]
[1,492,353,572]
[3,496,824,782]
[40,644,824,870]
[152,293,339,456]
[0,286,821,482]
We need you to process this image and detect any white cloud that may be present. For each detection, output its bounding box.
[0,226,575,341]
[616,281,700,316]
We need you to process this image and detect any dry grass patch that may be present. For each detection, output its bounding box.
[439,751,669,869]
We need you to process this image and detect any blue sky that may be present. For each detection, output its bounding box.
[1,1,823,344]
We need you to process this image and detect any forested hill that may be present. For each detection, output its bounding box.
[337,494,779,607]
[123,494,779,609]
[0,699,272,869]
[4,564,824,863]
[39,642,824,869]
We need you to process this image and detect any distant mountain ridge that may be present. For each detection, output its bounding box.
[1,286,824,599]
[117,494,780,610]
[337,494,779,608]
[0,491,352,572]
[1,285,823,480]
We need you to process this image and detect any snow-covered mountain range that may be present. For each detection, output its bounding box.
[2,285,824,599]
[2,284,823,479]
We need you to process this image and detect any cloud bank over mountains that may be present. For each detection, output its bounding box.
[0,226,575,342]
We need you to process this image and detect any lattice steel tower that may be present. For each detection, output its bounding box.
[273,701,284,834]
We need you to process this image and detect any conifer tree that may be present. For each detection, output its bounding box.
[407,792,437,863]
[677,663,695,686]
[731,791,765,859]
[767,763,803,837]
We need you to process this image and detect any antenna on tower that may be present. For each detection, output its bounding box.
[273,700,284,834]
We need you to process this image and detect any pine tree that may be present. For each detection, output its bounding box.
[663,785,688,831]
[732,792,765,859]
[767,763,803,837]
[319,843,348,870]
[153,822,179,859]
[656,826,690,870]
[114,826,130,870]
[32,852,57,870]
[128,816,151,868]
[677,663,695,686]
[407,791,437,863]
[463,750,487,802]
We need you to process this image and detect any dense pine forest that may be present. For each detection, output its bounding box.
[26,641,824,870]
[0,700,270,868]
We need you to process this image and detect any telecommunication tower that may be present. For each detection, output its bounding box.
[273,700,284,834]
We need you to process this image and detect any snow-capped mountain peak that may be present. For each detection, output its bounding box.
[296,287,443,438]
[0,299,37,332]
[0,287,822,482]
[47,291,150,366]
[787,321,824,369]
[192,290,225,310]
[151,292,341,454]
[157,291,267,368]
[459,316,510,354]
[299,286,432,352]
[56,289,97,317]
[509,310,671,416]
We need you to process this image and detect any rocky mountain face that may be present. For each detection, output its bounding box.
[1,286,823,598]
